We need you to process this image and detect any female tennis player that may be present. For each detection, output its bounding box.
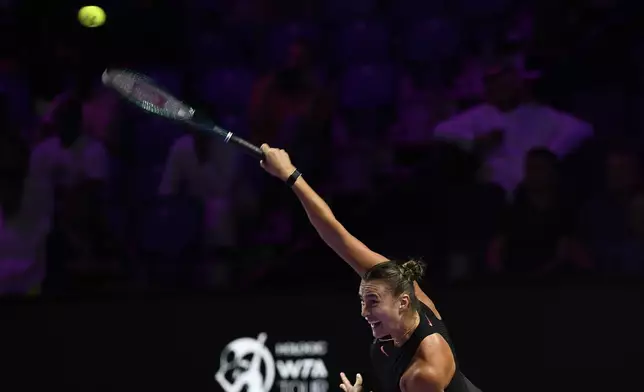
[260,144,481,392]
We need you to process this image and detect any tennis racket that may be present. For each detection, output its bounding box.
[101,68,263,159]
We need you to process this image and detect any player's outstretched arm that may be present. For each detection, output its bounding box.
[260,144,387,276]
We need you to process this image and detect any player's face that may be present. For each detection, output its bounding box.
[359,280,404,338]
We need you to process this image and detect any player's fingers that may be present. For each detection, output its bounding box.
[339,385,347,392]
[259,160,265,168]
[355,374,363,386]
[340,372,352,387]
[260,143,270,152]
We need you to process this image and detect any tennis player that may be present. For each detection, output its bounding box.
[260,144,481,392]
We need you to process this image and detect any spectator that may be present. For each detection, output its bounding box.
[578,146,643,275]
[248,39,331,244]
[82,87,120,149]
[505,4,535,45]
[433,57,593,195]
[450,55,487,110]
[249,39,331,180]
[0,95,43,295]
[29,89,110,291]
[159,130,238,248]
[487,148,589,277]
[157,128,239,288]
[382,73,456,191]
[0,57,32,136]
[389,73,456,149]
[0,96,27,215]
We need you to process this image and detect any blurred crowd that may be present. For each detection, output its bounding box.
[1,0,644,295]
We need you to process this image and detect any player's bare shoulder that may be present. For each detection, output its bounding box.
[399,334,456,392]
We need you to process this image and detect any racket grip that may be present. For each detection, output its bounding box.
[229,134,264,160]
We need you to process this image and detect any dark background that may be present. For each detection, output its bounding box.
[2,283,642,392]
[2,1,644,391]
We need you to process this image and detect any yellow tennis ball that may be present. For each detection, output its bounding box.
[78,5,106,28]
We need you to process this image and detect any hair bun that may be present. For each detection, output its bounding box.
[401,259,426,282]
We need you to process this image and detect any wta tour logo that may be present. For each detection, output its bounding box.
[215,333,329,392]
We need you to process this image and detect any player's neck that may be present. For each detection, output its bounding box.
[392,311,420,347]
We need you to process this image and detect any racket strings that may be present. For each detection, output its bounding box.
[105,70,192,119]
[103,68,263,159]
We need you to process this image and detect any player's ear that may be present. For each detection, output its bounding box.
[398,294,411,312]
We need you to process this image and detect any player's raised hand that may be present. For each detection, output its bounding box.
[340,372,370,392]
[259,143,297,182]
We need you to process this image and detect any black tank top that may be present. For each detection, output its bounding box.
[370,303,471,392]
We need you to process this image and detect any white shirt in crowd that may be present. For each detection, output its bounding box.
[159,135,238,247]
[0,134,109,294]
[30,134,109,189]
[433,102,593,193]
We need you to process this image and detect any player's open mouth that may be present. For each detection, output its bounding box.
[368,321,381,328]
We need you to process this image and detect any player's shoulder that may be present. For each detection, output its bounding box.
[415,283,442,320]
[417,332,453,358]
[401,334,456,391]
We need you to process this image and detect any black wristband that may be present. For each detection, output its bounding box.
[286,169,302,187]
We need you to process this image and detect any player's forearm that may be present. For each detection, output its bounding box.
[260,144,385,274]
[290,176,386,275]
[291,177,341,241]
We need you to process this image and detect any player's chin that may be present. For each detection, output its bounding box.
[370,322,387,338]
[373,330,388,339]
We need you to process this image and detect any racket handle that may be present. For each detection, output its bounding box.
[229,134,264,160]
[210,125,264,160]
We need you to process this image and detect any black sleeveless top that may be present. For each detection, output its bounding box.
[369,303,471,392]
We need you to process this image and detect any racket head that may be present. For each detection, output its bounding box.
[101,69,195,121]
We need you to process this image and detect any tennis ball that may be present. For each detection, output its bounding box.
[78,5,106,28]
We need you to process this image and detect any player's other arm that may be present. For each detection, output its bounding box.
[400,335,456,392]
[259,144,387,276]
[402,368,443,392]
